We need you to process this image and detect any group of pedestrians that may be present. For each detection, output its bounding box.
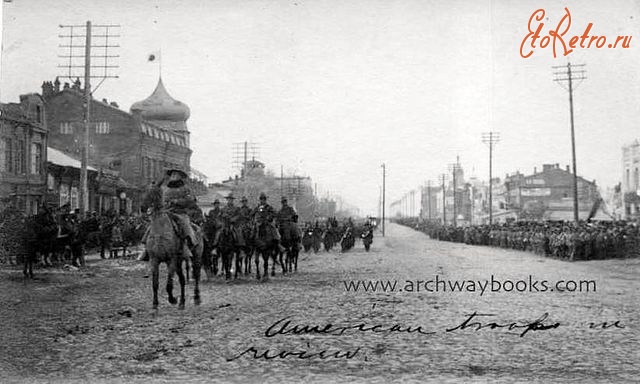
[395,218,640,261]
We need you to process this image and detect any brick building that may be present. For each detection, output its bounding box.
[0,94,47,214]
[42,77,192,213]
[504,163,600,220]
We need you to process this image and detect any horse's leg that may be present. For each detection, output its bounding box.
[235,250,241,279]
[255,250,261,280]
[151,259,160,309]
[244,248,250,275]
[176,259,186,310]
[192,254,201,305]
[263,250,269,280]
[167,257,178,305]
[271,248,277,277]
[279,249,286,275]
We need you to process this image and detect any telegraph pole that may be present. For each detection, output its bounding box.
[482,131,500,225]
[381,163,386,236]
[59,21,120,217]
[554,62,586,223]
[440,173,447,224]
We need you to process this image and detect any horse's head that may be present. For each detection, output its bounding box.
[142,187,164,214]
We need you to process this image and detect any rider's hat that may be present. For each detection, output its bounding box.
[225,193,235,200]
[165,167,188,179]
[259,192,268,200]
[281,196,288,202]
[213,199,220,205]
[241,196,248,202]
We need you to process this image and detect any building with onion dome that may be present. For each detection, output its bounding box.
[41,77,192,214]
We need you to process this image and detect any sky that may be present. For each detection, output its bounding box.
[2,0,640,216]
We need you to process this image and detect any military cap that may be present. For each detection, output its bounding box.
[226,193,235,200]
[259,192,268,200]
[213,199,220,205]
[281,196,288,202]
[241,196,248,202]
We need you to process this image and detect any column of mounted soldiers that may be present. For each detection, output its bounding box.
[394,217,640,261]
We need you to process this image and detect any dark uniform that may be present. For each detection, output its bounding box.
[214,194,245,246]
[277,197,299,240]
[252,193,280,241]
[141,168,198,260]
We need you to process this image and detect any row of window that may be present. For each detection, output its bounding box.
[141,122,186,146]
[0,138,42,175]
[142,156,181,180]
[59,121,111,134]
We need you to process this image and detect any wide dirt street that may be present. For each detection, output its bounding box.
[1,223,638,383]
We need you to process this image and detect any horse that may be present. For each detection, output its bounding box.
[201,213,220,279]
[238,223,254,276]
[361,226,373,251]
[252,221,280,280]
[216,222,241,280]
[302,227,315,253]
[144,189,202,310]
[340,226,355,252]
[279,221,300,274]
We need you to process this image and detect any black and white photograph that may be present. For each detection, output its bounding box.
[0,0,638,382]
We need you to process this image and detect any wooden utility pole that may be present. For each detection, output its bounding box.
[440,173,447,224]
[59,21,119,216]
[482,131,500,225]
[554,62,586,223]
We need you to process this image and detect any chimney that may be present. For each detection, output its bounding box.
[54,77,60,93]
[556,163,559,169]
[566,165,570,172]
[102,98,108,104]
[534,166,537,174]
[109,101,119,108]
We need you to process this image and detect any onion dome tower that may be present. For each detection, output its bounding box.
[130,77,191,146]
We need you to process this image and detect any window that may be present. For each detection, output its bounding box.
[16,139,25,174]
[3,138,12,173]
[60,122,73,134]
[35,105,42,123]
[31,143,42,174]
[95,121,110,134]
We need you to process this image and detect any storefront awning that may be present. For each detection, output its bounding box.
[47,147,97,171]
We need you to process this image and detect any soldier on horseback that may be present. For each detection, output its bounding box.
[277,196,300,241]
[141,168,200,260]
[252,193,282,244]
[238,196,252,226]
[213,193,245,247]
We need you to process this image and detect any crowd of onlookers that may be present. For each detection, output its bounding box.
[393,217,640,261]
[0,205,148,266]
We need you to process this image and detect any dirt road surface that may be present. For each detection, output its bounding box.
[1,223,638,383]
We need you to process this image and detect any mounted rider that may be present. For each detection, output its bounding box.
[141,168,200,260]
[213,193,245,247]
[277,196,300,241]
[237,196,252,226]
[204,199,222,244]
[252,192,281,242]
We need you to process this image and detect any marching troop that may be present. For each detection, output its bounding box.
[396,217,640,261]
